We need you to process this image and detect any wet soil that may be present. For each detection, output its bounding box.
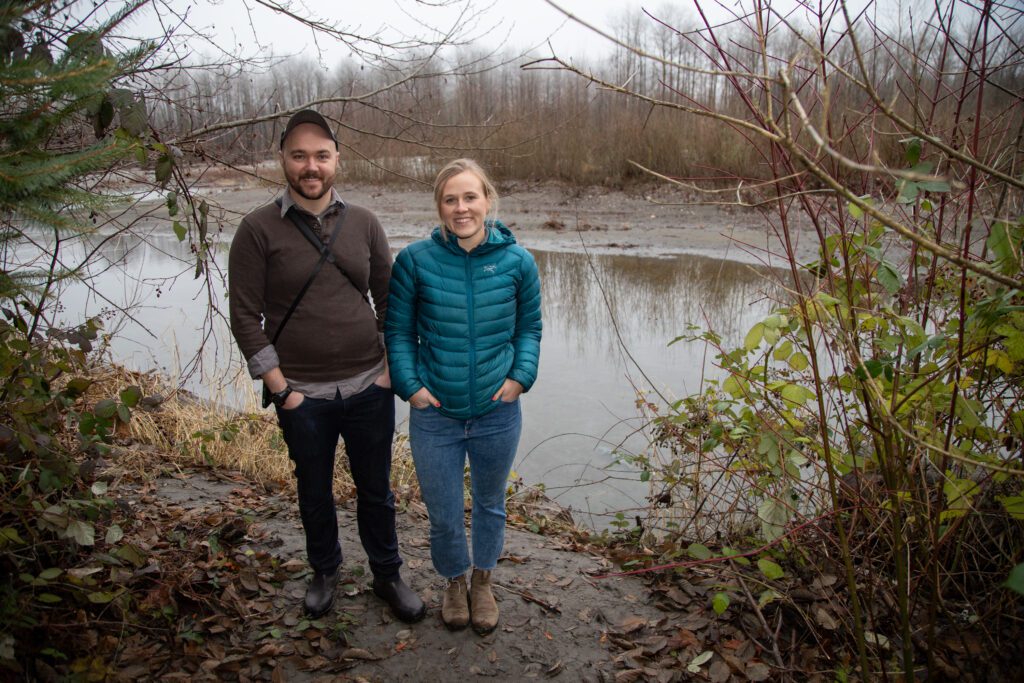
[128,463,673,681]
[114,170,818,264]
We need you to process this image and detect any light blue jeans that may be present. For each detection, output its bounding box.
[409,399,522,579]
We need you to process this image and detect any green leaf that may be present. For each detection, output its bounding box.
[1006,563,1024,596]
[722,374,745,398]
[758,499,789,541]
[65,377,93,396]
[757,558,784,580]
[95,97,114,137]
[120,385,142,408]
[115,544,146,567]
[712,592,730,615]
[860,359,885,379]
[877,261,903,294]
[116,404,131,424]
[687,543,713,560]
[788,352,809,371]
[37,593,62,604]
[87,591,117,604]
[66,520,96,546]
[173,221,187,241]
[121,95,148,137]
[155,153,173,185]
[758,589,780,607]
[105,524,124,545]
[772,340,793,361]
[0,527,27,546]
[997,495,1024,521]
[39,567,62,581]
[896,180,919,204]
[744,323,765,351]
[902,136,922,165]
[757,435,779,466]
[94,399,117,419]
[954,395,981,429]
[987,221,1022,275]
[780,383,814,407]
[919,179,950,193]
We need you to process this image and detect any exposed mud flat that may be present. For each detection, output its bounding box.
[108,169,819,265]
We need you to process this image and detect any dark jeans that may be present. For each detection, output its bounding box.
[276,382,402,579]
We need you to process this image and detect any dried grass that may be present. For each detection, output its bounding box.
[81,363,420,499]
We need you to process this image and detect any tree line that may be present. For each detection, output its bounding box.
[144,3,1023,188]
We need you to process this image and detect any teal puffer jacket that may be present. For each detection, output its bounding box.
[386,221,542,419]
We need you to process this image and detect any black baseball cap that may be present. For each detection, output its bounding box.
[279,109,339,149]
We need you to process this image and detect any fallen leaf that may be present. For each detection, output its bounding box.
[709,659,731,682]
[746,662,771,681]
[864,631,890,650]
[690,650,713,669]
[813,606,838,631]
[666,628,698,650]
[811,574,837,590]
[619,615,648,634]
[340,648,381,661]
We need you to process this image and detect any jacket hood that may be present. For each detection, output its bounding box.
[431,219,517,254]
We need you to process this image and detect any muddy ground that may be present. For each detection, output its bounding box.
[114,169,818,264]
[117,458,772,682]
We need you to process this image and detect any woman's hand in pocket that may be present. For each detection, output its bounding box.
[492,379,523,403]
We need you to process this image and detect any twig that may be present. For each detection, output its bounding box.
[494,583,561,614]
[729,559,785,669]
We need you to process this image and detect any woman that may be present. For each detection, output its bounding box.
[386,158,542,634]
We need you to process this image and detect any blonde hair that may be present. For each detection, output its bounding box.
[433,159,499,234]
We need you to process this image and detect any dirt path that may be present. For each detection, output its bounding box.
[132,464,674,681]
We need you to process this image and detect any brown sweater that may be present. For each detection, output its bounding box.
[228,199,392,383]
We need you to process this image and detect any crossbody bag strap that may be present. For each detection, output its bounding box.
[283,205,371,305]
[268,209,346,345]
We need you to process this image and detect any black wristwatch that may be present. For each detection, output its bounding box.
[269,385,293,407]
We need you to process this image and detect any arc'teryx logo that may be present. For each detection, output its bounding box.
[483,264,497,274]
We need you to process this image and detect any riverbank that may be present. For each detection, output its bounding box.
[108,167,819,265]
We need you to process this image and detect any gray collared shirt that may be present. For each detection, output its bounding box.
[246,188,386,400]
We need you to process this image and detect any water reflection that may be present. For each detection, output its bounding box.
[523,251,777,526]
[12,227,779,528]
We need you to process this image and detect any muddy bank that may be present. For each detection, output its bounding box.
[115,172,819,264]
[116,460,705,681]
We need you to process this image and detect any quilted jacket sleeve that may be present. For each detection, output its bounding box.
[385,247,422,401]
[507,248,542,391]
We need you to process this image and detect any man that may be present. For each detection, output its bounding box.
[228,109,425,623]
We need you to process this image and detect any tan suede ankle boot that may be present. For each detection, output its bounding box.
[470,568,498,635]
[442,574,469,630]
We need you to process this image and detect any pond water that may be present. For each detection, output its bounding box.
[25,227,776,528]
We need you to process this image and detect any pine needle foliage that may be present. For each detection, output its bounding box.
[1,1,154,259]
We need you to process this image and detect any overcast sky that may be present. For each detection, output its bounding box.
[131,0,739,66]
[121,0,903,72]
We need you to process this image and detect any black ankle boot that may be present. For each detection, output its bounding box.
[305,567,340,617]
[372,575,426,623]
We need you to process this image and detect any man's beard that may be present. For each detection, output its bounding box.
[286,170,334,201]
